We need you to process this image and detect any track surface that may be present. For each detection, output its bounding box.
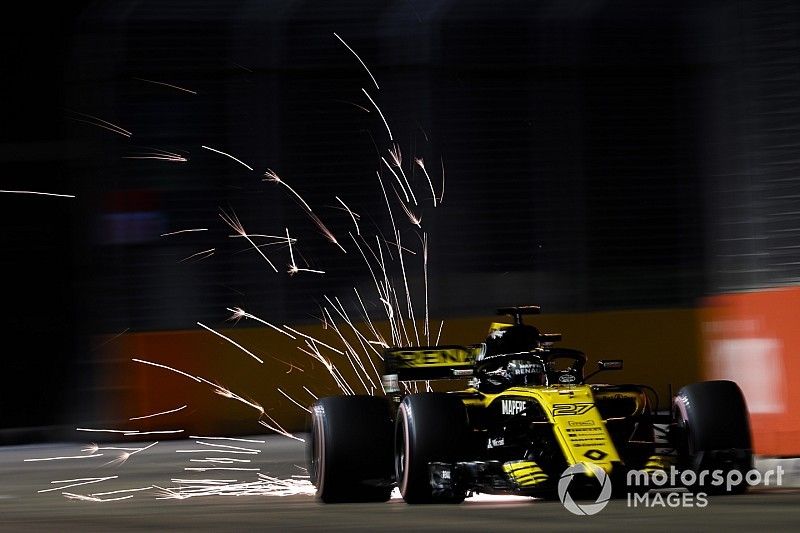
[2,435,799,532]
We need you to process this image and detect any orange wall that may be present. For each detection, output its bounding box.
[701,287,800,456]
[92,308,702,438]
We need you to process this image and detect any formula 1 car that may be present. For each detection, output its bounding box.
[308,306,753,503]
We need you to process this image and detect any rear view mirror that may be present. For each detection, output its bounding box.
[598,360,623,370]
[583,359,624,383]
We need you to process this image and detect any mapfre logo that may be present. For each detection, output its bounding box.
[501,399,527,415]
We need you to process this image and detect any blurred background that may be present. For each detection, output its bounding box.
[1,0,798,455]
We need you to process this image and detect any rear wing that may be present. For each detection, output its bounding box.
[382,344,485,383]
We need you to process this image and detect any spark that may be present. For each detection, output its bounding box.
[362,88,393,141]
[439,156,446,204]
[201,145,254,171]
[333,32,380,90]
[335,196,360,235]
[189,458,252,464]
[302,386,318,400]
[376,172,399,254]
[436,320,444,345]
[169,478,238,484]
[387,144,417,205]
[76,428,129,433]
[195,441,262,453]
[132,358,203,383]
[196,321,264,364]
[62,492,133,502]
[0,189,75,198]
[133,77,198,95]
[123,152,187,162]
[155,474,315,499]
[81,445,138,453]
[130,405,187,421]
[24,454,104,462]
[330,99,371,113]
[324,294,382,359]
[124,430,182,436]
[277,388,311,414]
[161,228,208,237]
[188,436,265,444]
[322,296,383,387]
[226,307,297,340]
[382,238,416,255]
[233,63,254,73]
[39,476,118,493]
[175,449,258,455]
[322,308,374,393]
[207,383,265,414]
[103,452,131,467]
[281,325,344,355]
[396,230,420,346]
[263,169,345,253]
[102,441,159,466]
[91,487,154,497]
[297,343,352,395]
[354,286,389,350]
[286,228,325,275]
[415,157,437,207]
[389,273,412,347]
[228,233,296,242]
[381,156,411,202]
[179,248,215,262]
[219,209,278,272]
[423,232,430,343]
[185,467,260,472]
[396,194,422,227]
[198,320,303,372]
[258,415,305,442]
[89,328,130,351]
[348,233,383,314]
[65,110,132,137]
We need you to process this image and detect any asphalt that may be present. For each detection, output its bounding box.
[2,435,799,532]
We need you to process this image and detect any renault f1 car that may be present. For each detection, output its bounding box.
[308,306,753,503]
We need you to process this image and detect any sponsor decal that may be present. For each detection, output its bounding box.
[552,403,595,416]
[583,449,608,461]
[501,399,527,415]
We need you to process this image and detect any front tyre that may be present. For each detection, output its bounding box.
[395,393,469,504]
[672,380,753,495]
[309,395,394,503]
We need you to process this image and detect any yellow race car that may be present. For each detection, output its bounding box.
[308,306,753,503]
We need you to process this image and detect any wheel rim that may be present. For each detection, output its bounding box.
[395,403,411,496]
[311,405,326,496]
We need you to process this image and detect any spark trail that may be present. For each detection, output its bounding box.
[333,32,380,90]
[263,169,346,253]
[201,145,254,171]
[46,33,459,503]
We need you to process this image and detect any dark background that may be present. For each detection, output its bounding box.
[2,0,799,435]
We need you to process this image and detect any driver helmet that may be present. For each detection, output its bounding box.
[506,358,546,386]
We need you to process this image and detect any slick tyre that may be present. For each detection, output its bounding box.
[395,393,469,504]
[309,395,394,503]
[672,380,753,495]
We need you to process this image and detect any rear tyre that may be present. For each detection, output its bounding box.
[308,395,394,503]
[395,393,469,504]
[672,380,753,495]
